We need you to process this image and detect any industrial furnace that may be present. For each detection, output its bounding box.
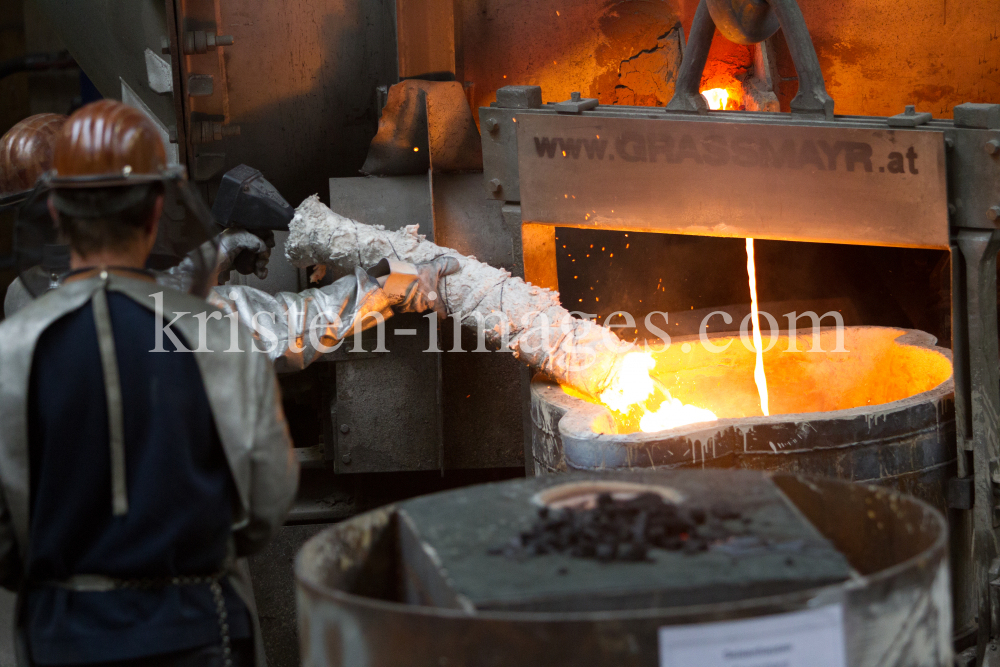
[479,0,1000,659]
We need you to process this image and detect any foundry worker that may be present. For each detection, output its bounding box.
[0,113,70,315]
[0,113,67,196]
[1,116,458,373]
[0,100,296,666]
[0,100,457,666]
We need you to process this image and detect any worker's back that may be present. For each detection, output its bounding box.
[25,285,252,664]
[0,101,299,667]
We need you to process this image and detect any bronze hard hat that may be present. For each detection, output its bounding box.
[0,113,67,196]
[50,100,168,186]
[28,100,218,298]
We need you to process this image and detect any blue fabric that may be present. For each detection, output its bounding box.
[26,292,250,665]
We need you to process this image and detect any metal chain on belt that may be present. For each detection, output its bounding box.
[210,578,234,667]
[116,574,232,667]
[41,571,233,667]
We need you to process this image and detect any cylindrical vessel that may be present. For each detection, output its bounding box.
[296,471,951,667]
[529,326,972,644]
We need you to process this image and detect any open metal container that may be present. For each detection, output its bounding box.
[296,470,950,667]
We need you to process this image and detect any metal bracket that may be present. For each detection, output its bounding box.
[144,48,173,94]
[888,105,933,127]
[187,74,215,97]
[495,85,543,110]
[552,92,599,114]
[949,476,975,510]
[667,0,834,119]
[953,229,1000,661]
[955,104,1000,131]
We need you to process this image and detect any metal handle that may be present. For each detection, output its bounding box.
[666,0,834,120]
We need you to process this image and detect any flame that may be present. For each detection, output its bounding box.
[701,88,729,110]
[746,238,769,415]
[597,352,717,432]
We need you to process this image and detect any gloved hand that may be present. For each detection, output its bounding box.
[216,228,275,281]
[371,256,461,318]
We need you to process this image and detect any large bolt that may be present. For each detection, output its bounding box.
[483,117,498,133]
[989,205,1000,222]
[183,31,235,55]
[987,139,1000,155]
[340,424,350,434]
[341,453,352,464]
[570,91,582,102]
[489,178,502,194]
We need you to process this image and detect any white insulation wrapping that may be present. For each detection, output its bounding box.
[285,195,636,398]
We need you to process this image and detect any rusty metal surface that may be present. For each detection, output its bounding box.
[360,82,431,175]
[515,112,949,249]
[36,0,397,200]
[361,80,482,175]
[395,0,456,79]
[295,470,952,667]
[183,0,397,203]
[704,0,779,45]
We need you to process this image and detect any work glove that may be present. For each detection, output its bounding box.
[216,228,275,282]
[370,256,461,319]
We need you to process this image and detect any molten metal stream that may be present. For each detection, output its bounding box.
[581,120,768,430]
[746,238,769,415]
[582,238,769,429]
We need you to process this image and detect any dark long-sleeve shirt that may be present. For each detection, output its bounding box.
[26,291,250,664]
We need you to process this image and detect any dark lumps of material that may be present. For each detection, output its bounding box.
[490,492,747,563]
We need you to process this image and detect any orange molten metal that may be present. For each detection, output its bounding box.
[593,352,718,432]
[564,328,954,435]
[563,352,717,433]
[561,236,771,432]
[701,88,729,110]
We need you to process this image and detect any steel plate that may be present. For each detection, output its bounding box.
[517,114,949,249]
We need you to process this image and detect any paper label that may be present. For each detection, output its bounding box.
[658,604,846,667]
